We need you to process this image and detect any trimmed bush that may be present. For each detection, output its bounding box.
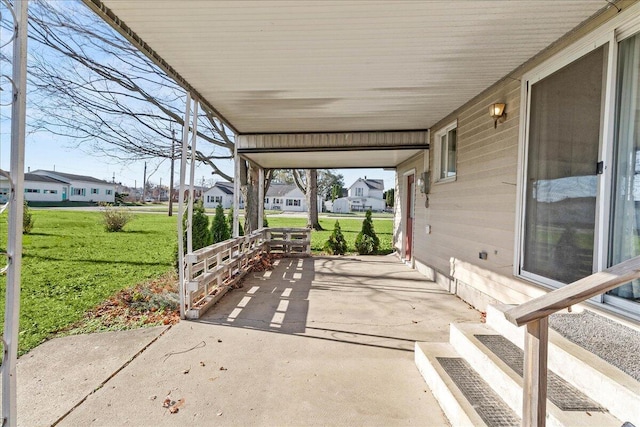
[23,201,35,234]
[227,207,243,236]
[324,220,347,255]
[190,199,212,249]
[211,203,231,243]
[100,203,133,232]
[355,209,379,255]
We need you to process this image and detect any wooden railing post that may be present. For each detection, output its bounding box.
[522,317,548,427]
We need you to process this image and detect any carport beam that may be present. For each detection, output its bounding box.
[258,167,264,229]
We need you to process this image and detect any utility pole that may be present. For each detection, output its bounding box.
[168,128,176,216]
[142,161,147,203]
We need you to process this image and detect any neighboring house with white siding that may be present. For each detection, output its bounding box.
[31,170,115,203]
[331,178,386,213]
[203,181,243,209]
[264,184,306,212]
[0,171,115,203]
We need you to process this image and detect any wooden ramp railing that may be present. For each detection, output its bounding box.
[504,255,640,427]
[182,227,311,319]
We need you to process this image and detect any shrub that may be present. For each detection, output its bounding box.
[100,203,133,232]
[174,199,212,271]
[23,201,35,234]
[227,207,243,236]
[263,216,269,228]
[190,199,212,250]
[324,220,347,255]
[211,203,231,243]
[355,210,379,255]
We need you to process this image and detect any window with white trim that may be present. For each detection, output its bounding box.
[434,121,457,182]
[72,188,86,196]
[91,188,99,194]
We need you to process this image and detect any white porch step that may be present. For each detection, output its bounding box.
[449,322,619,427]
[486,304,640,423]
[415,342,520,427]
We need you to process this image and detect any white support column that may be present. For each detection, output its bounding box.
[177,92,192,320]
[187,99,199,254]
[2,1,28,425]
[258,167,264,229]
[233,145,240,237]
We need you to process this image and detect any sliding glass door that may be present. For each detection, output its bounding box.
[607,33,640,306]
[522,46,606,285]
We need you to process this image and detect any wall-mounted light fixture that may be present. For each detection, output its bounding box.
[489,103,506,128]
[417,171,430,194]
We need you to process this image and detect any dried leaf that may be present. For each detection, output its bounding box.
[219,366,227,371]
[183,368,190,374]
[162,397,172,408]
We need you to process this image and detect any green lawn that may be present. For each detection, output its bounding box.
[0,210,177,355]
[0,210,393,355]
[265,216,393,254]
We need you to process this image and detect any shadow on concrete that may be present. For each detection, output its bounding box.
[197,255,474,352]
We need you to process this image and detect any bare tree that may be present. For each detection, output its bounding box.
[292,169,322,230]
[1,0,268,230]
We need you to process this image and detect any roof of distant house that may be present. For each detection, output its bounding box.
[23,173,68,184]
[266,184,298,197]
[213,181,234,195]
[31,170,113,185]
[351,178,384,191]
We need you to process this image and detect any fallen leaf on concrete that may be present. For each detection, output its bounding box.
[162,396,173,408]
[183,368,190,374]
[208,377,218,382]
[217,411,223,416]
[219,366,227,371]
[169,406,179,414]
[149,395,157,401]
[200,361,206,367]
[412,320,418,324]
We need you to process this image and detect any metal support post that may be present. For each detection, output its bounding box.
[233,145,240,237]
[2,1,28,425]
[177,92,192,320]
[187,99,198,254]
[258,167,264,230]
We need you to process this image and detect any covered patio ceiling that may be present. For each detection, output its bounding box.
[84,0,610,168]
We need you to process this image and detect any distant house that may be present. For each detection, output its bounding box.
[331,178,385,213]
[265,184,306,212]
[0,170,116,203]
[31,170,116,203]
[203,181,244,209]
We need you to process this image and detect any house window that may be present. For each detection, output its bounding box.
[435,121,457,182]
[273,198,281,204]
[286,199,301,207]
[91,188,99,194]
[24,188,40,193]
[105,189,113,195]
[265,198,269,204]
[43,189,58,194]
[214,196,223,204]
[355,187,363,197]
[72,188,86,196]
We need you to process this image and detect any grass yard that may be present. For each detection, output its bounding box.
[0,209,393,355]
[264,215,394,254]
[0,210,177,355]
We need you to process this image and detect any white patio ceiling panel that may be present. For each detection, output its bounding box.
[92,0,608,134]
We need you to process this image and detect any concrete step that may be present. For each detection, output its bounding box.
[486,304,640,423]
[415,342,520,427]
[450,322,619,427]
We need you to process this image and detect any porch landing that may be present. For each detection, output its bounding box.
[21,255,482,426]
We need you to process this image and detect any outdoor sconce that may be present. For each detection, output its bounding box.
[489,103,506,128]
[417,171,430,194]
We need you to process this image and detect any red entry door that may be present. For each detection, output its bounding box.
[405,174,414,260]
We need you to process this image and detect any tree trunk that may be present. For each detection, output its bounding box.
[241,160,260,233]
[306,169,322,230]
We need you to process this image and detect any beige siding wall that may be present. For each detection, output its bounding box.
[395,1,634,306]
[396,78,520,283]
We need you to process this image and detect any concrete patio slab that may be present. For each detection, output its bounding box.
[23,255,480,426]
[5,326,168,427]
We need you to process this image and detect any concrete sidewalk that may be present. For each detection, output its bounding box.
[17,255,481,426]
